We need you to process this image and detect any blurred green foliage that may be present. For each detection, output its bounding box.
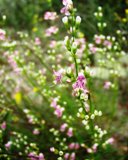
[0,0,127,38]
[0,0,52,29]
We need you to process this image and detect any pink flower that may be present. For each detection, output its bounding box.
[84,102,90,112]
[28,117,34,124]
[73,73,86,90]
[1,122,6,130]
[106,137,115,144]
[67,128,73,137]
[53,69,63,84]
[62,0,73,6]
[45,26,58,37]
[60,123,68,132]
[72,73,88,96]
[103,40,112,48]
[68,143,80,150]
[70,152,76,160]
[89,44,97,54]
[60,7,70,15]
[5,141,12,150]
[7,55,20,74]
[75,38,86,58]
[104,81,111,89]
[0,29,6,40]
[75,143,80,150]
[54,105,64,118]
[33,128,40,135]
[92,143,98,152]
[35,37,41,45]
[87,148,93,153]
[38,153,45,160]
[50,147,55,152]
[68,143,75,149]
[28,152,37,160]
[49,40,57,48]
[61,0,73,15]
[44,11,58,20]
[95,36,102,44]
[51,98,58,108]
[64,153,70,159]
[77,73,86,81]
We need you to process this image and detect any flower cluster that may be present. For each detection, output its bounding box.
[61,0,73,15]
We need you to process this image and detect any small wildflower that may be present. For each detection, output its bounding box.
[104,81,111,89]
[70,152,76,160]
[45,26,58,37]
[53,69,64,84]
[44,11,58,20]
[67,128,73,137]
[33,128,40,135]
[60,123,68,132]
[50,147,55,152]
[5,141,12,150]
[64,153,70,159]
[35,37,41,45]
[1,122,6,130]
[54,105,64,118]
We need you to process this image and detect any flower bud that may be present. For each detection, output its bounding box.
[76,16,81,25]
[97,22,102,28]
[103,22,107,27]
[71,42,78,54]
[64,36,71,51]
[62,16,68,25]
[98,6,102,11]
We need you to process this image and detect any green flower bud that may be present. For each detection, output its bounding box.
[64,36,71,51]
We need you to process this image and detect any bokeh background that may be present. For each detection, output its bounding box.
[0,0,128,159]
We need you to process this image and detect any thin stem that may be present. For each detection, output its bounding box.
[73,53,78,77]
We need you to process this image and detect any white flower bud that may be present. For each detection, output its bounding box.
[77,113,80,117]
[3,15,6,20]
[97,22,101,28]
[72,42,78,53]
[78,107,83,113]
[76,16,81,25]
[82,120,88,125]
[64,36,69,43]
[80,93,88,101]
[64,36,70,48]
[98,111,102,116]
[116,30,121,34]
[103,22,107,27]
[99,12,103,17]
[90,114,95,119]
[94,12,98,17]
[59,151,63,156]
[62,16,68,25]
[85,115,89,120]
[85,125,90,130]
[98,6,102,11]
[94,110,98,116]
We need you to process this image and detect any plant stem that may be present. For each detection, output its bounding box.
[73,53,78,77]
